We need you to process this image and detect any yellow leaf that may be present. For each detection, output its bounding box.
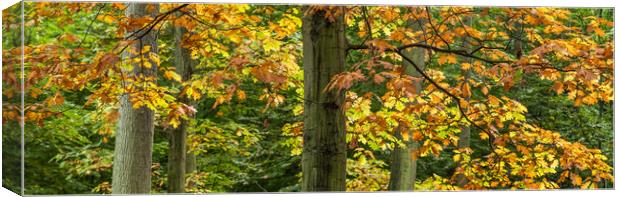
[237,90,246,101]
[480,132,489,140]
[141,45,152,54]
[164,71,182,82]
[97,15,116,24]
[169,118,180,128]
[143,61,152,69]
[582,95,597,105]
[453,154,461,162]
[401,130,410,141]
[263,38,282,52]
[461,62,472,70]
[149,53,160,66]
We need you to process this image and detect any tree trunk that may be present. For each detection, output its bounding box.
[112,3,159,194]
[301,7,347,192]
[185,152,196,173]
[166,16,194,194]
[455,125,470,187]
[456,14,473,188]
[388,131,419,191]
[388,16,427,191]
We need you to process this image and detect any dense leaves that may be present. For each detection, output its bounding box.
[1,2,613,194]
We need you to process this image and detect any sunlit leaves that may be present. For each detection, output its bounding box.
[2,3,614,192]
[164,70,182,82]
[346,155,390,191]
[438,54,457,65]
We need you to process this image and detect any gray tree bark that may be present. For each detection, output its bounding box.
[301,7,347,192]
[167,20,195,193]
[112,3,159,194]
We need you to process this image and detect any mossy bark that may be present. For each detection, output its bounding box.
[301,7,347,192]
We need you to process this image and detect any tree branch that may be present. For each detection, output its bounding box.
[348,42,511,64]
[425,7,451,50]
[395,48,495,145]
[124,4,190,41]
[347,6,373,53]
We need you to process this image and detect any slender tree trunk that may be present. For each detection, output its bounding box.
[186,152,196,173]
[112,3,159,194]
[301,7,347,192]
[388,16,427,191]
[456,14,474,188]
[166,15,194,194]
[167,123,186,193]
[455,125,470,187]
[388,131,419,191]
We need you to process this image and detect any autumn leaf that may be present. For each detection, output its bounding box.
[462,83,471,98]
[47,92,65,106]
[236,90,247,101]
[479,132,489,140]
[263,38,282,52]
[461,62,472,70]
[570,173,583,186]
[488,95,501,107]
[481,86,489,95]
[438,54,457,65]
[373,74,385,84]
[164,70,182,82]
[97,15,116,24]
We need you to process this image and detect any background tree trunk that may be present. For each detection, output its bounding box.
[186,153,196,173]
[166,15,194,194]
[301,7,347,192]
[388,17,427,191]
[112,3,159,194]
[456,14,473,188]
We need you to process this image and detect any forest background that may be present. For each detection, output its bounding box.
[0,0,617,195]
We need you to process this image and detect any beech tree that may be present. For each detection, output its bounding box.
[111,3,160,194]
[1,3,614,194]
[388,16,427,191]
[166,12,193,193]
[300,6,348,191]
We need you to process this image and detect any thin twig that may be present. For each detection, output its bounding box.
[425,7,451,50]
[395,48,495,146]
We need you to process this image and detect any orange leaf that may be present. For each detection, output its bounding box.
[462,83,471,98]
[481,86,489,95]
[373,74,385,84]
[488,95,500,107]
[571,173,583,186]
